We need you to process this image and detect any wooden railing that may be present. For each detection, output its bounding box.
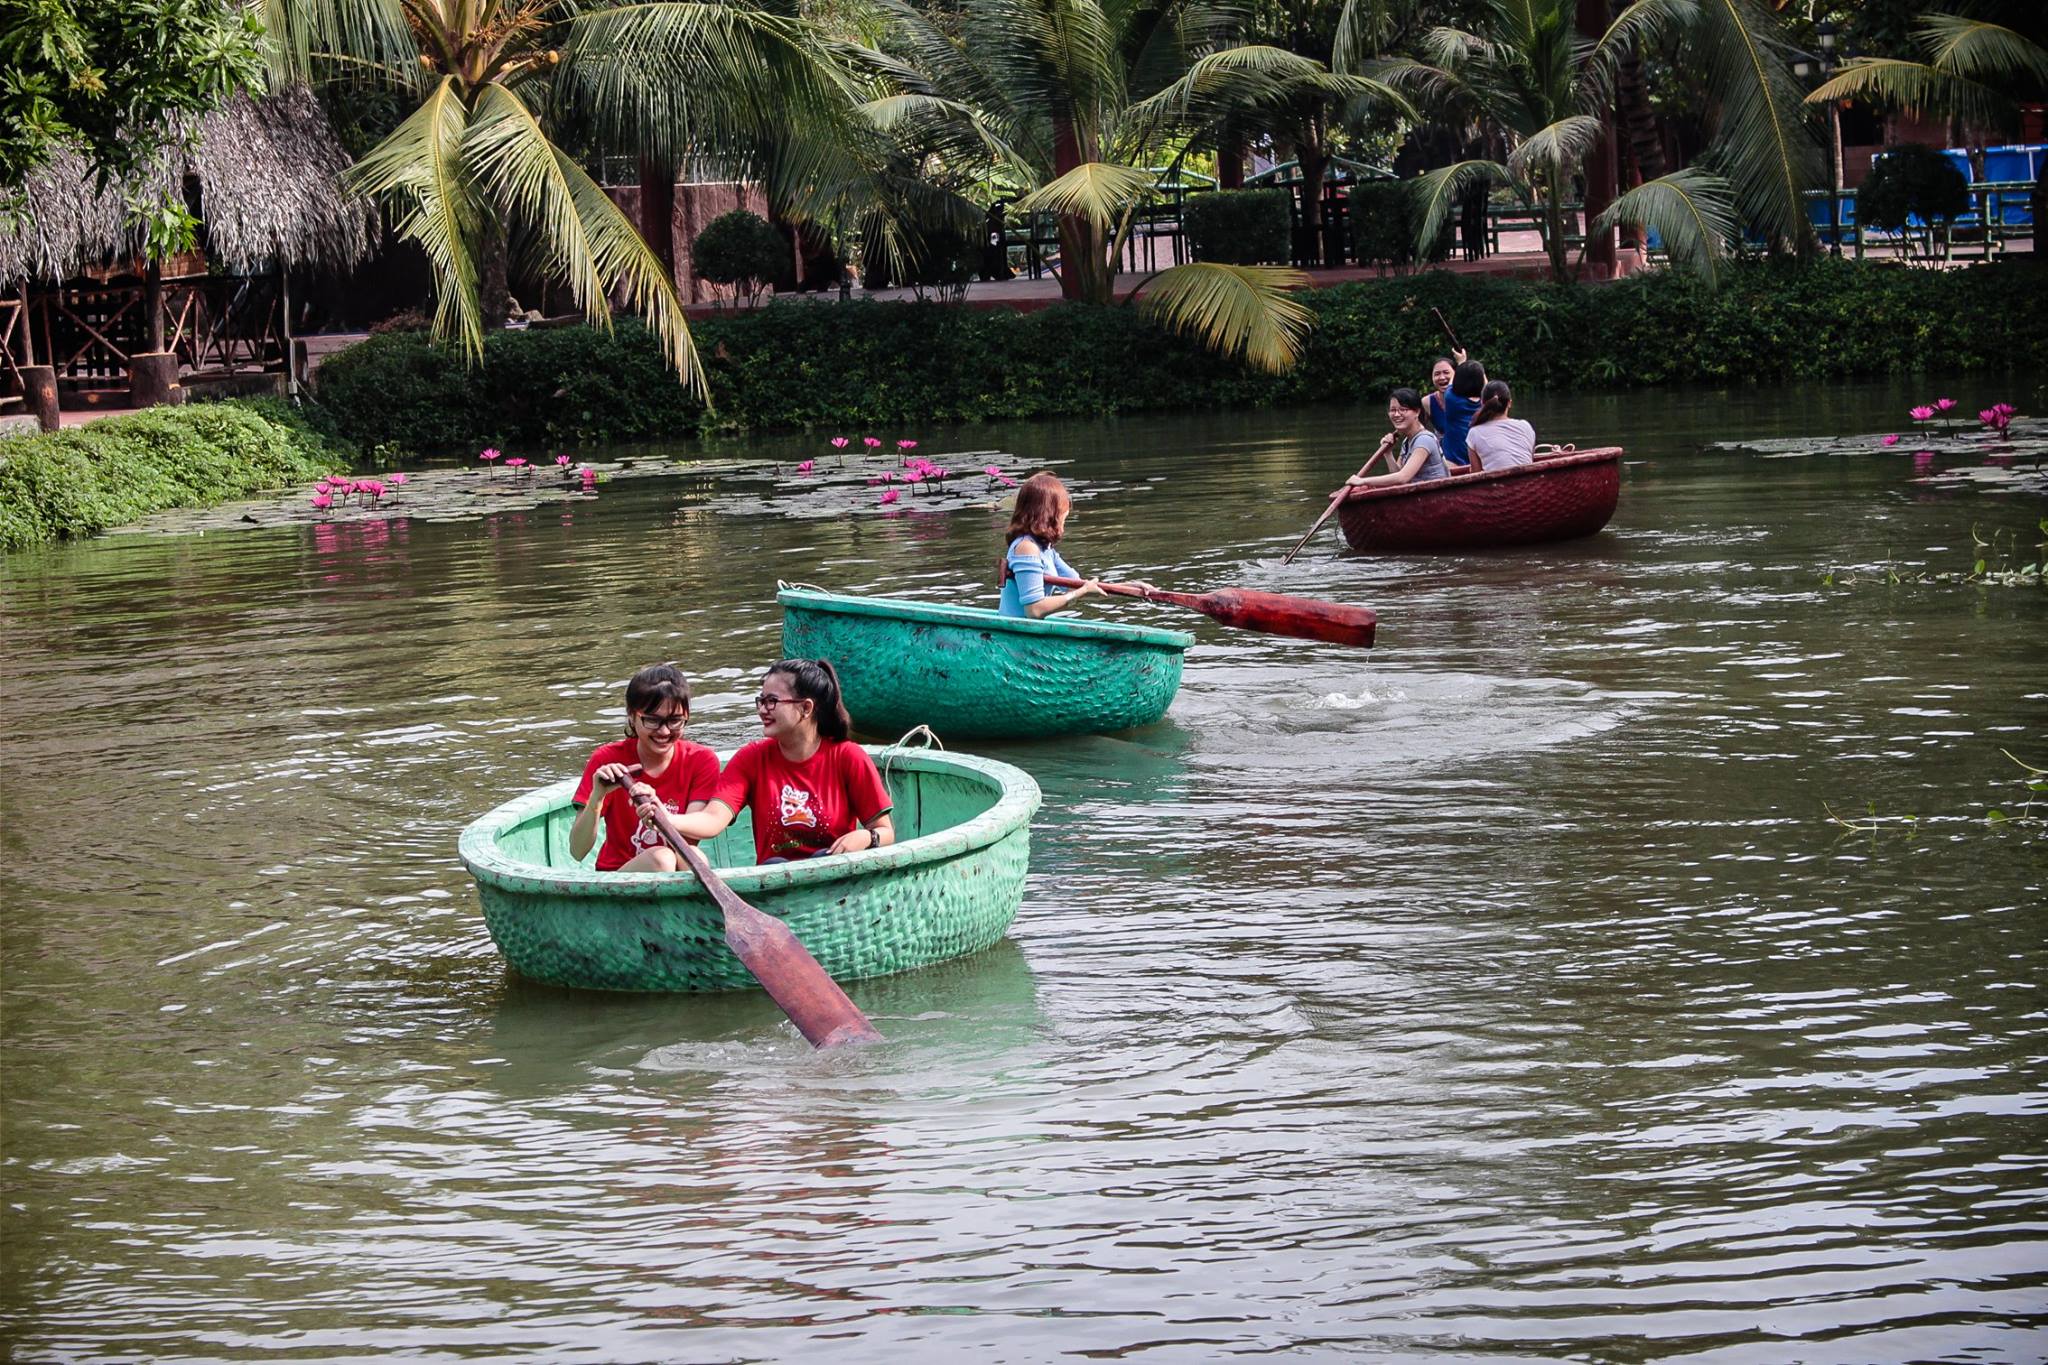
[15,274,285,391]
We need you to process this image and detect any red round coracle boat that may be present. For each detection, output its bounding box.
[1336,446,1623,553]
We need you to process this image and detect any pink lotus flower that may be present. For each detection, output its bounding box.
[1908,406,1935,422]
[1934,397,1956,411]
[984,464,1003,477]
[797,459,814,474]
[555,454,571,467]
[310,491,333,510]
[505,457,527,469]
[830,436,850,449]
[862,436,882,450]
[897,439,918,451]
[480,447,501,464]
[580,466,598,485]
[1881,434,1900,447]
[389,472,408,487]
[879,489,900,505]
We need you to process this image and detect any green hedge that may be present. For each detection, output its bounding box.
[310,256,2048,453]
[1350,180,1454,268]
[1182,189,1293,265]
[0,402,348,552]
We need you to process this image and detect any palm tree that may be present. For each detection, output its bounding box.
[1807,11,2048,132]
[870,0,1403,372]
[260,0,859,394]
[1377,0,1813,283]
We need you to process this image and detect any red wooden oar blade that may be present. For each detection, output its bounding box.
[722,903,884,1048]
[1188,588,1377,647]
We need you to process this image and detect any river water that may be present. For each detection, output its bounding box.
[3,377,2044,1362]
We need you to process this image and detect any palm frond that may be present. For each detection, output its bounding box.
[254,0,416,86]
[344,76,484,357]
[1507,113,1605,181]
[1807,58,2011,129]
[1132,263,1314,375]
[1621,0,1815,250]
[1920,14,2048,86]
[1013,161,1157,231]
[464,85,705,396]
[1410,159,1514,257]
[1594,167,1736,287]
[1333,0,1403,76]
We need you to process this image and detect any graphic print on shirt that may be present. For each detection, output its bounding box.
[778,784,819,829]
[629,799,683,851]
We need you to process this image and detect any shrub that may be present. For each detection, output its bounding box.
[1350,180,1453,268]
[0,402,348,552]
[1859,145,1972,235]
[860,223,979,297]
[1182,189,1293,265]
[304,257,2048,453]
[693,210,792,305]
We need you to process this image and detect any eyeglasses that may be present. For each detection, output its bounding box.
[638,712,688,731]
[754,694,803,712]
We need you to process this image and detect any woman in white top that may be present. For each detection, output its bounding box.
[1465,380,1537,471]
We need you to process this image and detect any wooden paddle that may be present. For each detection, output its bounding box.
[1430,306,1461,352]
[1044,574,1375,648]
[625,774,882,1049]
[1281,435,1393,565]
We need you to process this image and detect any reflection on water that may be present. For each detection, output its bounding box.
[2,376,2045,1360]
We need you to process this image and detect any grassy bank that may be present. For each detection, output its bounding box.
[0,401,351,552]
[312,257,2048,454]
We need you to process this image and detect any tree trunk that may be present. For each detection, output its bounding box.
[1298,135,1329,267]
[1610,0,1668,183]
[637,157,677,283]
[480,217,512,328]
[1218,130,1245,190]
[1541,173,1572,283]
[1578,0,1617,277]
[1052,114,1109,302]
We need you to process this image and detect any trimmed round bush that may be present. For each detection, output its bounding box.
[1182,189,1292,265]
[1859,145,1972,233]
[693,210,792,301]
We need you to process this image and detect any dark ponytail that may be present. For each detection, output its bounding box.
[1474,379,1512,426]
[769,658,854,741]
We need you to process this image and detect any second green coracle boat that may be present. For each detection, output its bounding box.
[460,746,1040,992]
[778,586,1194,740]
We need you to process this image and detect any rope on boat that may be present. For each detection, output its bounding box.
[878,725,943,783]
[777,579,831,594]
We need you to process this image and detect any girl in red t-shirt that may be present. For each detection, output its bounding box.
[570,663,719,871]
[660,659,896,864]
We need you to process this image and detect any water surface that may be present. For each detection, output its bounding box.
[3,376,2045,1361]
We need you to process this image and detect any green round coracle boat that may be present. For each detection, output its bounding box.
[778,587,1194,740]
[459,747,1040,992]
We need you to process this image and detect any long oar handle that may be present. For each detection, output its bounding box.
[629,778,882,1049]
[1043,574,1159,602]
[1430,306,1461,351]
[1280,445,1387,565]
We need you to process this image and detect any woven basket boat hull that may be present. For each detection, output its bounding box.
[459,748,1041,992]
[1336,447,1623,553]
[779,587,1193,741]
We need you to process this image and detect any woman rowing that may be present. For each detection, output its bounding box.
[1347,388,1449,490]
[570,664,719,872]
[657,658,895,864]
[997,471,1151,618]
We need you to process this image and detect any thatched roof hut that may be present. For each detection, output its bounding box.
[0,84,375,284]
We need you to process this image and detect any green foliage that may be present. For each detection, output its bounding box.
[0,0,266,252]
[692,210,794,304]
[859,222,977,295]
[1858,144,1973,232]
[0,401,347,552]
[1349,180,1452,268]
[1182,190,1293,265]
[309,259,2048,452]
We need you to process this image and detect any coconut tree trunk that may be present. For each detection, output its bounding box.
[1610,0,1668,182]
[1298,126,1330,268]
[1219,129,1245,189]
[1052,113,1110,302]
[638,157,677,283]
[480,217,512,329]
[1541,170,1572,283]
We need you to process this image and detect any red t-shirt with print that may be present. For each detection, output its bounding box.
[712,737,893,863]
[573,738,719,870]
